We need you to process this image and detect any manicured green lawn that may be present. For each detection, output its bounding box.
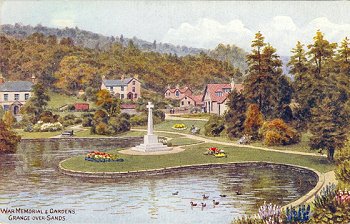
[60,143,335,173]
[47,91,84,109]
[252,132,314,153]
[168,137,203,146]
[134,120,207,134]
[15,129,61,139]
[170,113,211,120]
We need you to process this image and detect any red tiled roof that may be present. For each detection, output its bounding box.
[192,95,203,105]
[165,86,193,94]
[121,104,136,109]
[180,94,203,105]
[206,83,244,103]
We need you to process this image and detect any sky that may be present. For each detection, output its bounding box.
[1,1,350,55]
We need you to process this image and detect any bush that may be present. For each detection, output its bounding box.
[259,119,300,146]
[130,114,148,126]
[0,120,21,153]
[204,115,225,137]
[33,121,63,132]
[39,111,59,123]
[95,122,108,135]
[244,104,264,140]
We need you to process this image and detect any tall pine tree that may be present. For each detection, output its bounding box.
[244,32,283,118]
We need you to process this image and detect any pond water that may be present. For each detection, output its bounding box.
[0,138,318,224]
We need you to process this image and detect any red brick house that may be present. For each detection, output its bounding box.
[202,81,243,115]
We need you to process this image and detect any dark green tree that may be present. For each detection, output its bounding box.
[21,83,50,123]
[244,33,283,118]
[0,119,21,153]
[225,89,246,139]
[309,96,350,161]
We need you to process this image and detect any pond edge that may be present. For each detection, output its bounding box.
[58,160,324,208]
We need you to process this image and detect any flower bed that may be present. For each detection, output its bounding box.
[172,123,187,130]
[32,121,63,132]
[85,151,124,162]
[204,147,227,158]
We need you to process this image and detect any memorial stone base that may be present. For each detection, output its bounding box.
[133,134,172,152]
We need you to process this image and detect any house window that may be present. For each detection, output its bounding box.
[14,94,19,101]
[132,81,136,85]
[25,93,29,100]
[121,94,124,99]
[181,101,184,105]
[175,90,179,97]
[223,88,231,93]
[132,87,135,92]
[121,86,124,91]
[4,94,8,101]
[109,87,113,91]
[134,94,137,99]
[188,101,191,105]
[3,105,9,111]
[215,92,223,97]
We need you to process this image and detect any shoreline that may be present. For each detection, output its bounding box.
[58,160,324,208]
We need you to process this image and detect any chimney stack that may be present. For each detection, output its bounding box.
[0,73,4,84]
[230,78,235,90]
[31,74,37,84]
[102,75,106,81]
[121,74,125,81]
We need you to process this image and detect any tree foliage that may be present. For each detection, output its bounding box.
[244,32,283,118]
[244,104,264,139]
[0,119,21,153]
[225,89,246,139]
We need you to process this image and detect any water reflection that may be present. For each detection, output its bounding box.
[0,139,317,224]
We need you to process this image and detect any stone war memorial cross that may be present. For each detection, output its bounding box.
[133,102,171,152]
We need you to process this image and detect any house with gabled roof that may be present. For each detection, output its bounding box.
[164,85,193,100]
[202,80,243,116]
[179,94,203,108]
[101,75,141,101]
[0,74,35,117]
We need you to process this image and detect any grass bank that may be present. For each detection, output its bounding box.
[60,143,335,174]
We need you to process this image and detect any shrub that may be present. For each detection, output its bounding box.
[0,120,21,153]
[130,114,148,126]
[33,121,63,132]
[259,119,300,146]
[67,104,75,111]
[108,116,131,134]
[39,111,59,123]
[204,115,225,137]
[2,111,16,128]
[244,104,264,140]
[95,122,108,135]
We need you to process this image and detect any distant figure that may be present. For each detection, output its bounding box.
[236,191,242,195]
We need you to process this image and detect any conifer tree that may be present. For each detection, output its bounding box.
[309,96,350,161]
[225,89,246,139]
[244,32,283,118]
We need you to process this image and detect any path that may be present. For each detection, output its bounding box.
[131,128,326,158]
[50,124,87,138]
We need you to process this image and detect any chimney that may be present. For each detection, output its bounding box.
[166,84,170,90]
[121,74,125,81]
[0,73,4,84]
[102,75,106,81]
[31,74,37,84]
[230,78,235,90]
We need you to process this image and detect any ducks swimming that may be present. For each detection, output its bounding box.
[190,201,198,206]
[172,191,179,195]
[212,200,220,206]
[201,202,206,208]
[202,194,209,199]
[236,191,242,195]
[219,194,227,198]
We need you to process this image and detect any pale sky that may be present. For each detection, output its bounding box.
[1,1,350,55]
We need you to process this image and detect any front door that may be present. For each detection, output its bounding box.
[127,92,133,100]
[13,105,19,115]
